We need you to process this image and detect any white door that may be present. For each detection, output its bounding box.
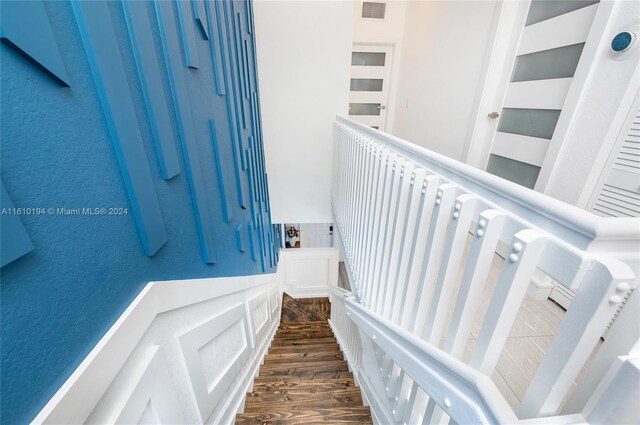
[479,1,600,189]
[300,223,334,248]
[349,44,393,131]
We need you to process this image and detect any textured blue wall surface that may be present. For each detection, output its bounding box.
[0,1,278,423]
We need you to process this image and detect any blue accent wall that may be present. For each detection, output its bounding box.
[0,1,277,423]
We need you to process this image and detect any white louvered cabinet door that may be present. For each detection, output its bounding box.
[585,94,640,333]
[589,96,640,218]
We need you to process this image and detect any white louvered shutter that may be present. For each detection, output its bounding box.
[589,95,640,333]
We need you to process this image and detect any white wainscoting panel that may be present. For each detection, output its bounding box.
[33,265,284,425]
[281,247,339,297]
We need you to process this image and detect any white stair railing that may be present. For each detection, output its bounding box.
[331,116,640,424]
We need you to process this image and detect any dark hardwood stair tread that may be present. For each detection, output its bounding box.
[268,343,341,353]
[264,351,344,363]
[277,321,330,329]
[275,330,336,339]
[259,361,349,376]
[243,388,363,410]
[254,372,355,382]
[235,407,372,424]
[271,337,337,346]
[251,378,356,392]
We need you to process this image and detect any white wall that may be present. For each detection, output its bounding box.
[352,0,408,132]
[391,1,499,161]
[253,1,353,224]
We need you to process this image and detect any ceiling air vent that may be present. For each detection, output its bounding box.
[362,2,386,19]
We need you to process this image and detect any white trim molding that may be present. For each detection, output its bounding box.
[32,267,284,424]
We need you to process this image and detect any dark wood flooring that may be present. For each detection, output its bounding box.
[280,293,331,323]
[236,295,372,424]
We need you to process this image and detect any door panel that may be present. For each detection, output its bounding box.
[485,1,599,189]
[349,44,392,131]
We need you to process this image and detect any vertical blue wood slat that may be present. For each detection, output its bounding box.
[242,37,251,100]
[244,148,257,225]
[244,0,252,34]
[209,119,232,223]
[234,10,249,101]
[121,0,181,181]
[235,224,244,252]
[191,0,209,40]
[212,0,246,206]
[71,1,167,257]
[155,0,217,263]
[0,0,70,86]
[203,0,225,95]
[1,182,35,267]
[258,214,267,272]
[248,136,258,202]
[176,0,200,69]
[247,221,256,261]
[227,2,247,133]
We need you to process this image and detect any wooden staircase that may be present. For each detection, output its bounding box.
[236,294,372,424]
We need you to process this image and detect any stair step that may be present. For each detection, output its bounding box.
[235,407,372,424]
[254,371,355,382]
[264,351,344,364]
[277,321,330,330]
[259,360,349,377]
[275,329,335,339]
[250,378,356,395]
[270,337,337,347]
[267,343,341,353]
[243,388,363,410]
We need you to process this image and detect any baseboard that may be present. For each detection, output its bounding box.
[32,268,283,424]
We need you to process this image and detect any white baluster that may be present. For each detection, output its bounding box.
[412,183,458,337]
[373,157,405,314]
[518,258,637,418]
[470,229,548,374]
[397,174,441,329]
[381,161,416,319]
[389,168,428,324]
[424,194,479,344]
[444,209,507,359]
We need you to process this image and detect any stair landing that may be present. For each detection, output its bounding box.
[236,294,372,424]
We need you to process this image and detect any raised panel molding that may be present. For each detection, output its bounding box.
[179,303,251,421]
[282,248,339,298]
[111,346,184,424]
[248,291,270,345]
[32,267,283,425]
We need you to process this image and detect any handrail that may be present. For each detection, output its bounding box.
[344,297,580,425]
[331,117,639,424]
[336,116,640,255]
